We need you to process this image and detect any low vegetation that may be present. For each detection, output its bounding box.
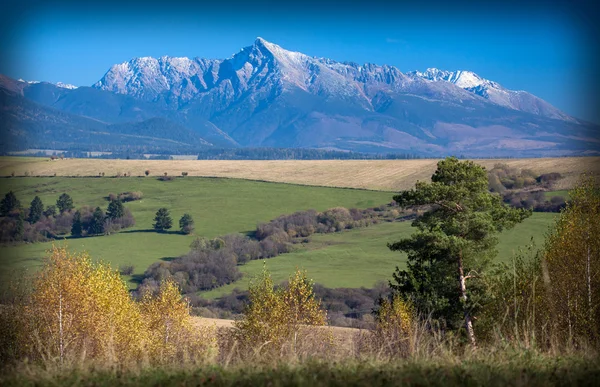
[488,163,568,212]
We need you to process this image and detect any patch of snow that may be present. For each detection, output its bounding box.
[55,82,78,89]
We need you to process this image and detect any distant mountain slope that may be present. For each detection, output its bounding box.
[0,85,213,153]
[20,82,238,148]
[1,38,598,156]
[406,68,575,122]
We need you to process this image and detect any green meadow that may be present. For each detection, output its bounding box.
[200,212,556,298]
[0,177,392,284]
[0,177,556,294]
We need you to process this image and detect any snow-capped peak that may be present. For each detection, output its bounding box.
[18,78,40,84]
[17,78,77,89]
[91,38,573,122]
[55,82,78,89]
[408,67,573,121]
[409,68,491,89]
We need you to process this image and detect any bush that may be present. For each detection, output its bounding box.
[120,264,135,276]
[233,266,329,360]
[107,191,143,202]
[537,172,562,185]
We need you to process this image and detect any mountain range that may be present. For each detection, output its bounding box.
[1,37,598,156]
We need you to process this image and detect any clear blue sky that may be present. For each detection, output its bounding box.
[2,0,598,123]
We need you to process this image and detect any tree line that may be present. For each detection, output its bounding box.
[0,191,136,242]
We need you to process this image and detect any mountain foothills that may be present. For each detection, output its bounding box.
[1,37,598,156]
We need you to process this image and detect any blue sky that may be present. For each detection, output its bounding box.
[2,1,598,122]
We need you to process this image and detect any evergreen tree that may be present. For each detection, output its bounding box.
[0,191,20,216]
[71,210,83,237]
[106,200,124,220]
[88,207,105,235]
[56,193,74,213]
[388,157,530,346]
[43,205,57,218]
[153,208,172,232]
[28,196,44,224]
[179,213,194,234]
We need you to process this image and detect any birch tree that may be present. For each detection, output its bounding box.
[544,176,600,345]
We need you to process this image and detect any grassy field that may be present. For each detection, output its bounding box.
[3,355,597,387]
[0,177,392,285]
[201,212,556,299]
[1,156,598,191]
[544,189,570,199]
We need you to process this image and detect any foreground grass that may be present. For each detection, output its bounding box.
[202,212,556,298]
[0,177,391,286]
[2,355,598,387]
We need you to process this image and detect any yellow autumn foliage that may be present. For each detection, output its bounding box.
[544,175,600,345]
[233,265,329,359]
[372,295,415,357]
[141,280,217,364]
[3,245,216,368]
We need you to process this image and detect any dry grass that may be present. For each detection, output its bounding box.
[192,317,361,357]
[1,157,598,191]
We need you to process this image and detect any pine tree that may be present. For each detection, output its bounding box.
[388,157,530,346]
[106,200,124,220]
[71,210,83,237]
[0,191,20,216]
[179,213,194,234]
[153,208,172,232]
[56,193,74,213]
[88,207,105,235]
[28,196,44,224]
[43,205,57,218]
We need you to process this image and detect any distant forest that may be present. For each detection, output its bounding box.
[11,148,429,160]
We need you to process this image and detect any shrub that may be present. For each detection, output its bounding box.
[362,295,415,358]
[537,172,562,185]
[107,191,143,202]
[120,265,134,276]
[233,266,329,360]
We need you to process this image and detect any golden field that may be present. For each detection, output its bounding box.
[1,156,598,191]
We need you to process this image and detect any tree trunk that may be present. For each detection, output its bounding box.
[587,244,592,324]
[58,290,64,364]
[458,252,477,347]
